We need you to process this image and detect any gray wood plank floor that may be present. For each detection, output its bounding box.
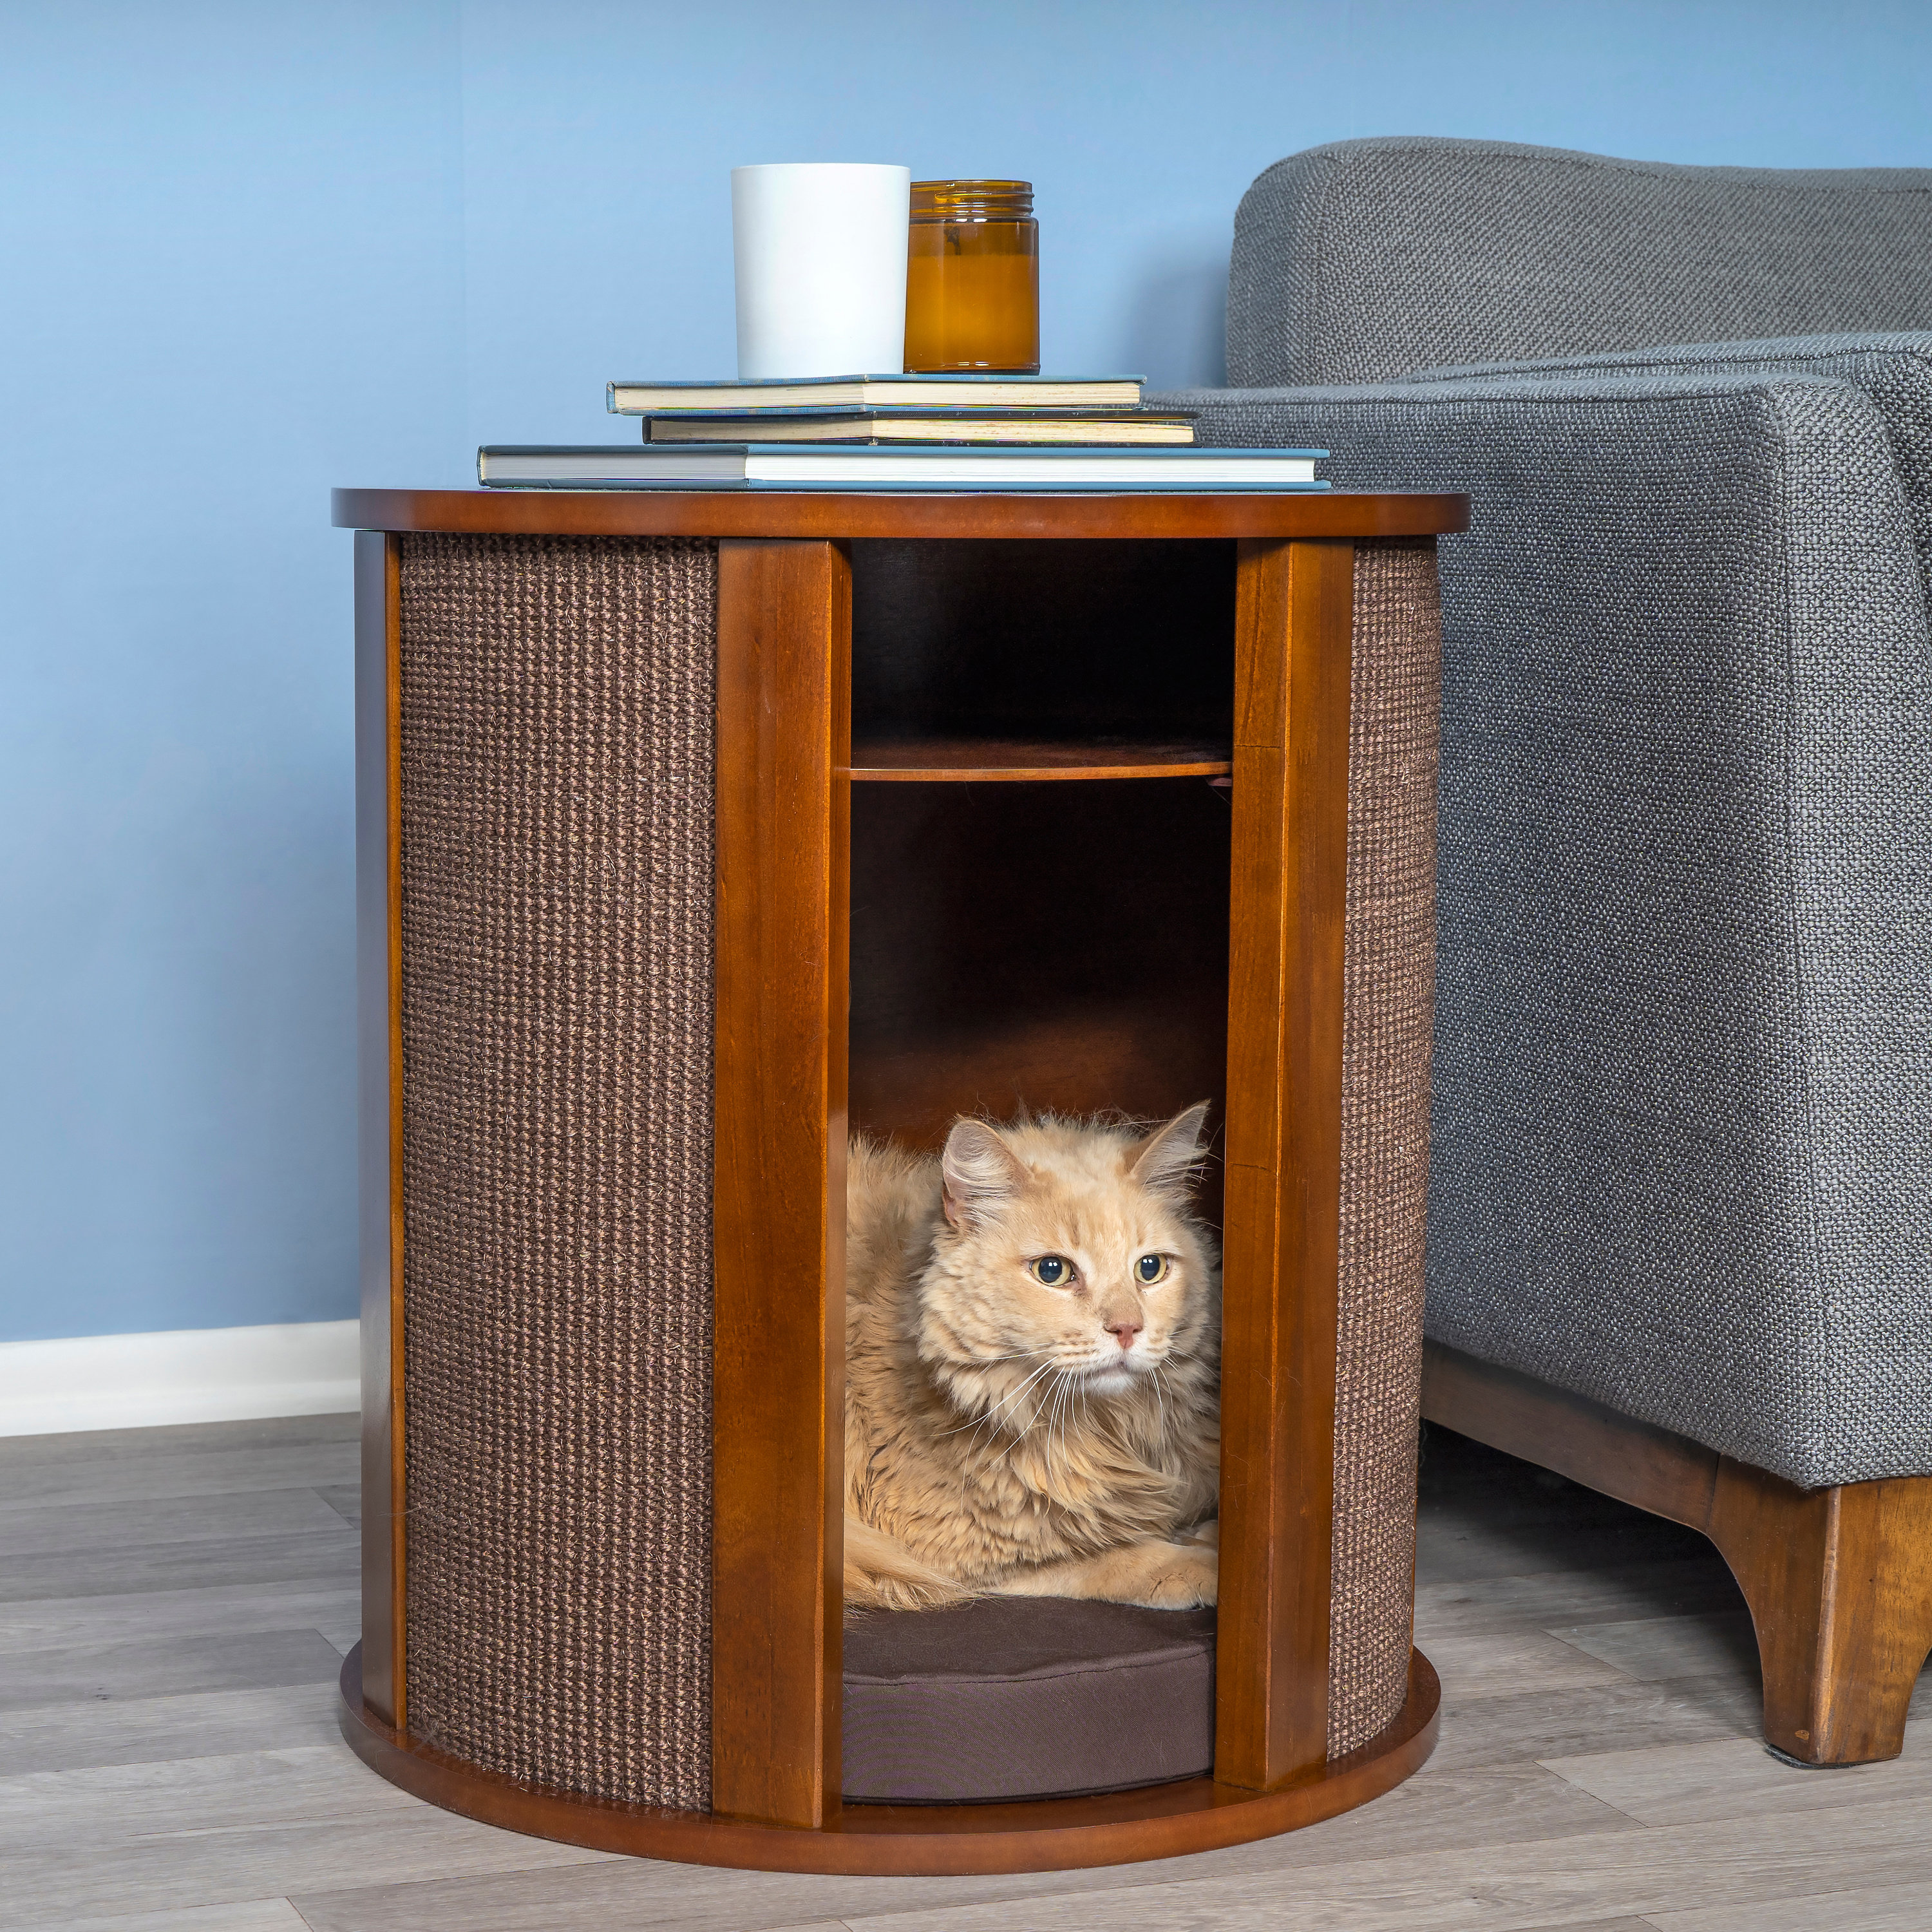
[3,1415,1926,1931]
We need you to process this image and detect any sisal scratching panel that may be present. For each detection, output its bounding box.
[398,533,717,1809]
[1329,539,1442,1756]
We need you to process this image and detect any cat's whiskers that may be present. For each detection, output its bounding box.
[1147,1361,1171,1446]
[1043,1370,1069,1483]
[939,1356,1056,1444]
[1025,1372,1055,1475]
[982,1363,1076,1479]
[989,1358,1070,1453]
[1054,1369,1081,1482]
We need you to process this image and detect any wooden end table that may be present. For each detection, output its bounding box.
[332,485,1470,1874]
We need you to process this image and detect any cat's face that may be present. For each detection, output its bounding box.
[917,1106,1217,1405]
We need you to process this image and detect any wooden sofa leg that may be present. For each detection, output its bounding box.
[1706,1462,1932,1766]
[1420,1344,1932,1766]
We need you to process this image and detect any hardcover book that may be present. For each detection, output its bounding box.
[608,374,1146,413]
[645,410,1195,447]
[478,444,1328,491]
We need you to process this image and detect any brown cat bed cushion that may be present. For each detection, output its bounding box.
[841,1596,1216,1804]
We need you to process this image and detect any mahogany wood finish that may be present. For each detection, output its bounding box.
[1215,540,1355,1790]
[1422,1341,1932,1765]
[844,737,1232,781]
[1708,1464,1932,1765]
[848,994,1230,1161]
[711,540,853,1828]
[353,530,406,1732]
[337,1645,1440,1875]
[334,488,1468,543]
[345,489,1465,1868]
[848,781,1231,1159]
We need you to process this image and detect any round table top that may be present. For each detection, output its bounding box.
[332,488,1469,541]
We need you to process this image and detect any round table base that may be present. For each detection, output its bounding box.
[336,1644,1440,1877]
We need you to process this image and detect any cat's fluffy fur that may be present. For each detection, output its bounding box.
[842,1105,1220,1613]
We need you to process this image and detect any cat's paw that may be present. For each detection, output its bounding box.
[1178,1517,1218,1549]
[1122,1538,1218,1609]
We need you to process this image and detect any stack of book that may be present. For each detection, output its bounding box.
[478,373,1327,491]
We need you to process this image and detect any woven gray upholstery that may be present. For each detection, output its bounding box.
[1159,369,1932,1488]
[1405,332,1932,605]
[1228,138,1932,388]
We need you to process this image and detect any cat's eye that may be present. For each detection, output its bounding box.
[1135,1254,1170,1284]
[1029,1255,1073,1286]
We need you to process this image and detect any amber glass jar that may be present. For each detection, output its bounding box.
[904,180,1039,373]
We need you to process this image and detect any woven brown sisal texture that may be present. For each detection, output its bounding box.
[397,533,717,1810]
[1328,538,1443,1757]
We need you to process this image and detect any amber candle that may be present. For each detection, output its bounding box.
[904,180,1039,374]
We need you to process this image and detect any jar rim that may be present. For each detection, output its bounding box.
[911,178,1034,219]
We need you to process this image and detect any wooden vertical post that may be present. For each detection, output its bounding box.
[355,529,407,1730]
[711,538,853,1828]
[1216,538,1354,1792]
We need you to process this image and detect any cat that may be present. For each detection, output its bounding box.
[842,1103,1220,1613]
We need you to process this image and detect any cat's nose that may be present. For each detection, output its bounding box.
[1106,1320,1143,1350]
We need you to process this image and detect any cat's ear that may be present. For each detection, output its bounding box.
[941,1118,1027,1231]
[1130,1102,1211,1197]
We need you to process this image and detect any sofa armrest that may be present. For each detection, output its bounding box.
[1396,334,1932,598]
[1152,370,1932,1488]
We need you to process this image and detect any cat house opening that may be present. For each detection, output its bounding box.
[841,538,1235,1803]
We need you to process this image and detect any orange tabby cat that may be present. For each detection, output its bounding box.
[843,1104,1220,1612]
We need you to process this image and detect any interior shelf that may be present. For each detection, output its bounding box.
[844,737,1233,783]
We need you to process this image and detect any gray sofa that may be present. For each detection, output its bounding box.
[1163,137,1932,1763]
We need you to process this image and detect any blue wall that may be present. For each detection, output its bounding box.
[3,0,1929,1343]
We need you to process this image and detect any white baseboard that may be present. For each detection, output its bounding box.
[0,1320,361,1437]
